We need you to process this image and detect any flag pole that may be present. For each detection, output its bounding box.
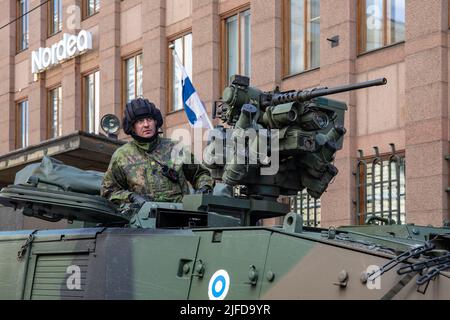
[169,44,214,130]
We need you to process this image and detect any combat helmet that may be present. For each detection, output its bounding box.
[122,97,163,135]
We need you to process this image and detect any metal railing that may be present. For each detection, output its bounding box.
[291,191,321,227]
[355,144,405,225]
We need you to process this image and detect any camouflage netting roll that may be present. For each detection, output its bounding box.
[14,156,104,195]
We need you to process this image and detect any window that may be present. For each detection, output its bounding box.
[84,71,100,134]
[292,191,321,227]
[222,8,251,87]
[16,100,29,149]
[48,86,62,139]
[17,0,29,52]
[358,0,405,53]
[83,0,100,18]
[284,0,320,76]
[356,147,406,225]
[124,53,143,104]
[169,33,192,112]
[48,0,62,37]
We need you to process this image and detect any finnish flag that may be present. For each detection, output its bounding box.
[173,52,213,130]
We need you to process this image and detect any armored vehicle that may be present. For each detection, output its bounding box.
[0,77,449,300]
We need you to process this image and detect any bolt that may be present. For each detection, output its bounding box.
[338,270,348,283]
[248,265,258,284]
[249,269,257,282]
[195,262,204,273]
[266,271,275,282]
[183,264,190,275]
[360,272,368,284]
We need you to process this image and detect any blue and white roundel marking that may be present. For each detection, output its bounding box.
[208,270,230,300]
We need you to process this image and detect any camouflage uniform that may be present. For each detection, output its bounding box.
[101,137,214,204]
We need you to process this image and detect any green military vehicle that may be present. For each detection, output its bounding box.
[0,76,449,300]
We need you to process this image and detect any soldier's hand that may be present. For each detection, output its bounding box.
[195,185,213,195]
[129,193,153,206]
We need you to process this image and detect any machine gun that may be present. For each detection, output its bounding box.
[205,75,387,204]
[214,75,386,126]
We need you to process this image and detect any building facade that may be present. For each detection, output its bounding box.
[0,0,449,228]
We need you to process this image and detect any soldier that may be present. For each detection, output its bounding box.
[101,98,214,206]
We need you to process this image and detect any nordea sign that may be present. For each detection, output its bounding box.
[31,30,92,74]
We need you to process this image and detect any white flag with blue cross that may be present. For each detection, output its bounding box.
[172,50,213,130]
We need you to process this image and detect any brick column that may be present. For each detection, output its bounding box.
[61,0,82,134]
[190,0,220,155]
[319,0,358,227]
[251,0,282,89]
[192,0,220,113]
[0,0,15,154]
[28,0,47,144]
[142,0,167,115]
[99,0,121,117]
[405,1,449,226]
[61,58,81,133]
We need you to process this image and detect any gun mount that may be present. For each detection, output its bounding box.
[206,75,387,208]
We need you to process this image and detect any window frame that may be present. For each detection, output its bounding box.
[282,0,321,77]
[82,69,100,134]
[355,149,406,225]
[16,0,29,53]
[47,85,63,139]
[357,0,406,55]
[47,0,62,38]
[15,98,29,149]
[292,191,321,227]
[167,29,193,113]
[220,4,251,90]
[121,51,143,114]
[82,0,100,20]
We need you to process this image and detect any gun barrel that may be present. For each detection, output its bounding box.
[268,78,387,106]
